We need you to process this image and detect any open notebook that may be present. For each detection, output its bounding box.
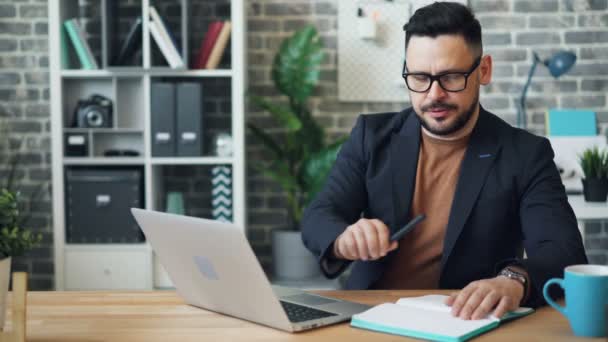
[351,295,533,342]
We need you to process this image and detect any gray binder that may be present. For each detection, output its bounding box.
[176,82,203,156]
[151,82,176,156]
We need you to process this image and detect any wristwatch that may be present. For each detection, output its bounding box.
[499,267,528,302]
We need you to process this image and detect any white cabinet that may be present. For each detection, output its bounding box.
[65,247,151,290]
[49,0,246,290]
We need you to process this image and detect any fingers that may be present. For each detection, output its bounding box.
[450,277,523,320]
[492,296,511,319]
[457,286,489,320]
[450,285,475,318]
[370,219,390,255]
[445,292,458,306]
[335,219,394,261]
[471,291,499,320]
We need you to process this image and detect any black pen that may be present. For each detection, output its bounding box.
[390,214,426,241]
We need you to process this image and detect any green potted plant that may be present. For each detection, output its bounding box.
[0,124,43,329]
[579,146,608,202]
[248,25,344,280]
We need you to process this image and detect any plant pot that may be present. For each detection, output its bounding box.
[272,230,321,280]
[0,257,10,331]
[582,178,608,202]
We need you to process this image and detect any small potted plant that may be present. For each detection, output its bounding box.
[0,189,42,329]
[248,25,345,280]
[0,122,43,329]
[579,146,608,202]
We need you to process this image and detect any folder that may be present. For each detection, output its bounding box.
[176,83,203,156]
[351,295,533,342]
[546,109,597,136]
[151,82,176,157]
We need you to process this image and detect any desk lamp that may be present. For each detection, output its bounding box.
[517,51,577,129]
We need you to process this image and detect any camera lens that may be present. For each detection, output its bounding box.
[86,109,104,127]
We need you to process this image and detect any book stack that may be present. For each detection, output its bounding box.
[192,20,232,69]
[149,6,185,68]
[63,18,99,70]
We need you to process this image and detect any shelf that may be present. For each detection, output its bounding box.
[51,0,245,291]
[61,70,123,78]
[64,157,145,165]
[65,244,149,251]
[64,128,144,133]
[148,69,233,77]
[61,69,233,78]
[151,157,234,165]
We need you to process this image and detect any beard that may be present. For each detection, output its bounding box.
[416,93,479,136]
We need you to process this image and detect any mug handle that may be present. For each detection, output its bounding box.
[543,278,567,316]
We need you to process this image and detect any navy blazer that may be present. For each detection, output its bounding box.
[301,107,587,307]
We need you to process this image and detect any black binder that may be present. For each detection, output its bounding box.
[151,82,176,156]
[176,82,203,156]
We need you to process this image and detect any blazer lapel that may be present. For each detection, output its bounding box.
[390,112,421,232]
[441,109,502,269]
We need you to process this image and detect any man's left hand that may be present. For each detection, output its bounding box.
[444,276,524,320]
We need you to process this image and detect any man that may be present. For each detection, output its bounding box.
[301,2,587,320]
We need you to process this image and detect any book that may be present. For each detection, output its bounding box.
[192,21,224,69]
[63,19,99,69]
[350,295,534,342]
[546,109,597,136]
[205,21,232,69]
[149,6,184,67]
[149,19,183,68]
[60,25,70,69]
[111,16,142,66]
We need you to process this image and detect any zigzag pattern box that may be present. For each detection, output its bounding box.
[211,166,233,222]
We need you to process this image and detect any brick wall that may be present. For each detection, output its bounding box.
[0,0,606,289]
[0,0,52,290]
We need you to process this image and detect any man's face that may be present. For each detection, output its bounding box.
[405,35,492,135]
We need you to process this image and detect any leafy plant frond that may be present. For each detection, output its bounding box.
[0,189,42,258]
[250,96,302,132]
[247,25,345,229]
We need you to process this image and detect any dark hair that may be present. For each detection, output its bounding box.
[403,2,482,55]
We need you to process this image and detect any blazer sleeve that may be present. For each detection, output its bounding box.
[496,138,588,308]
[301,115,369,278]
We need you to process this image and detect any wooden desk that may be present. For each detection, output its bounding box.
[7,290,604,341]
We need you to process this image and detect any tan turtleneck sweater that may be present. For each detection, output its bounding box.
[374,109,479,289]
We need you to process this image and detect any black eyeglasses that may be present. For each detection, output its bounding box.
[402,57,482,93]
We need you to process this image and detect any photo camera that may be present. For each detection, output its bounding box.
[72,94,113,128]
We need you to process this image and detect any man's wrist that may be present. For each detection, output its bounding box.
[498,266,529,304]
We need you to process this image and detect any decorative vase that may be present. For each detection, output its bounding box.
[272,230,321,280]
[582,178,608,202]
[0,257,11,330]
[166,191,185,215]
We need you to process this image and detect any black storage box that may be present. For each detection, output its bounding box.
[65,167,145,243]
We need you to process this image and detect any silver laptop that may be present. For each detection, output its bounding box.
[131,208,370,332]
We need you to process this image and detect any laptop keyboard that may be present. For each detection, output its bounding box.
[280,301,338,323]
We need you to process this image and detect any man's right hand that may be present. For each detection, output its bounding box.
[333,218,398,261]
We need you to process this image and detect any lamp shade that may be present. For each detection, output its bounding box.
[545,51,576,78]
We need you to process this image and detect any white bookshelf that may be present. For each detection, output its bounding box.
[49,0,246,290]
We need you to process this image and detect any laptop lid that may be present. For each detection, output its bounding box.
[131,208,293,331]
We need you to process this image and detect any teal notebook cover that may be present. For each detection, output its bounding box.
[350,295,533,342]
[546,109,596,136]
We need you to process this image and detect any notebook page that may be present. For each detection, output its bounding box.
[396,295,454,314]
[352,303,497,339]
[396,295,531,321]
